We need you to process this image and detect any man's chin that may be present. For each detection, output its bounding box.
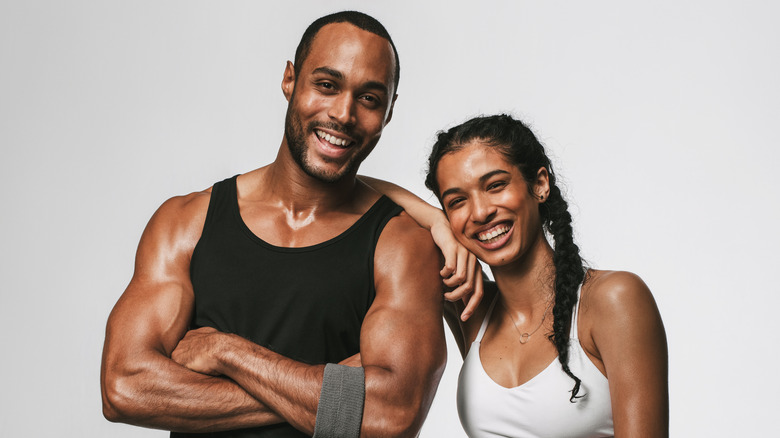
[302,163,352,184]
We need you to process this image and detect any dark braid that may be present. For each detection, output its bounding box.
[544,183,586,402]
[426,114,586,402]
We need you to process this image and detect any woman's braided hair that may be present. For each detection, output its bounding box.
[426,114,586,401]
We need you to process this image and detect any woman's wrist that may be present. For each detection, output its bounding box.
[428,213,450,232]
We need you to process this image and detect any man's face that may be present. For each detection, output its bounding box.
[283,22,397,183]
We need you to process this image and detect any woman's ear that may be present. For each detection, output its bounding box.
[535,167,551,202]
[281,61,295,102]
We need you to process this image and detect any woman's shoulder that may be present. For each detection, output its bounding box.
[579,270,663,340]
[581,270,652,309]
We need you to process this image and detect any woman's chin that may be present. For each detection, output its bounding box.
[468,246,519,269]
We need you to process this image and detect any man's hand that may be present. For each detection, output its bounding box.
[339,353,362,368]
[172,327,225,376]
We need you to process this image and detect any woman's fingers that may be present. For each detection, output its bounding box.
[444,252,481,300]
[460,267,483,321]
[429,220,485,321]
[442,245,469,288]
[443,255,485,321]
[431,220,460,279]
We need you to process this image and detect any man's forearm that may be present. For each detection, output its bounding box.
[102,352,283,432]
[209,332,442,438]
[213,334,324,435]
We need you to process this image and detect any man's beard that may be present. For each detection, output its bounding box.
[284,104,372,184]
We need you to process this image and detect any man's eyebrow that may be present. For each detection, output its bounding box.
[362,80,390,95]
[439,169,511,199]
[312,66,344,80]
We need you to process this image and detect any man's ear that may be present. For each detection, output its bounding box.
[281,61,295,102]
[384,94,398,125]
[535,167,551,202]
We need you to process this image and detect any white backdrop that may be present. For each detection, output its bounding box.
[2,1,779,436]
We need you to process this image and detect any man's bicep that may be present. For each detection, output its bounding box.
[105,195,205,358]
[106,279,194,359]
[356,216,446,436]
[363,215,445,367]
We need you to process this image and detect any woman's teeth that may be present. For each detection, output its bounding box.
[478,225,509,242]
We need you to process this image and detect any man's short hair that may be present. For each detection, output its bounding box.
[294,11,400,93]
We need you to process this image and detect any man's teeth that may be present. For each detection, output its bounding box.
[478,225,510,242]
[316,130,350,147]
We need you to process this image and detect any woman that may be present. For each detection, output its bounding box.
[365,114,668,437]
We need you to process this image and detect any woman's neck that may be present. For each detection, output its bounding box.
[491,229,555,311]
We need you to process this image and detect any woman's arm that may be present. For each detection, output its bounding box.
[583,271,669,438]
[358,175,482,321]
[358,176,444,230]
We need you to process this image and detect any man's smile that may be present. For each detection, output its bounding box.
[315,128,354,147]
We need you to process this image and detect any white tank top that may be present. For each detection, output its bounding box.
[457,286,614,438]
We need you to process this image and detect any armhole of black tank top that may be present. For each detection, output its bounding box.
[195,175,237,251]
[366,198,404,297]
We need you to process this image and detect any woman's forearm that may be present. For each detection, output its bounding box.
[359,175,446,230]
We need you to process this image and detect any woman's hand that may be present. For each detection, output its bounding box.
[430,219,483,321]
[357,175,486,320]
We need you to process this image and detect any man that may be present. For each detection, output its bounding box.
[101,11,446,438]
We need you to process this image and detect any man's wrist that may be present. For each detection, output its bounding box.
[213,332,243,376]
[313,363,365,438]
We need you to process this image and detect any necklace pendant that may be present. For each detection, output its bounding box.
[519,333,530,344]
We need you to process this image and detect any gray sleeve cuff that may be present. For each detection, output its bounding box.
[313,363,365,438]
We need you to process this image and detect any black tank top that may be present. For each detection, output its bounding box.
[173,175,402,438]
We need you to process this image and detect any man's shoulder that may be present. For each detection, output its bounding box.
[376,211,439,265]
[372,210,442,304]
[383,211,433,240]
[144,186,214,243]
[158,187,212,221]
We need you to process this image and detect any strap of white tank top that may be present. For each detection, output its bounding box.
[475,294,499,342]
[569,282,584,340]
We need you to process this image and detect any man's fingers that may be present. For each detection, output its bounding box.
[339,353,362,368]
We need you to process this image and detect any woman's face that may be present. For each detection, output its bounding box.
[436,141,548,267]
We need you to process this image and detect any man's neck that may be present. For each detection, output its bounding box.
[243,144,363,216]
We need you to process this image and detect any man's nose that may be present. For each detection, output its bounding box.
[328,93,356,127]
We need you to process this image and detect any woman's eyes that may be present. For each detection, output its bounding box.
[487,181,506,191]
[447,197,465,209]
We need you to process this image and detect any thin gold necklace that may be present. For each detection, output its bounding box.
[501,296,554,344]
